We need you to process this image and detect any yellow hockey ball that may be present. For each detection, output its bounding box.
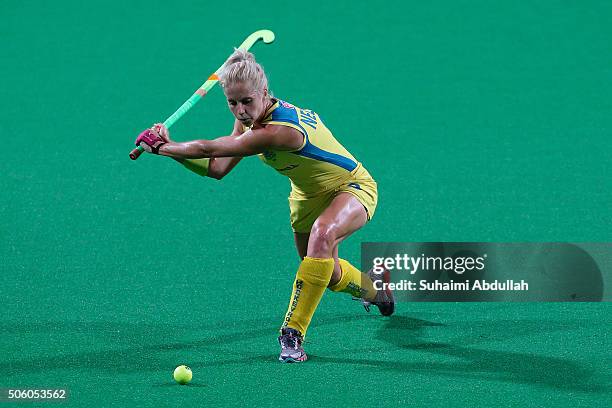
[173,365,193,385]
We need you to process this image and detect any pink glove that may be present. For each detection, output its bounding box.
[135,128,166,154]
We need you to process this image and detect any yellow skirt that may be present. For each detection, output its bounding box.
[288,164,378,233]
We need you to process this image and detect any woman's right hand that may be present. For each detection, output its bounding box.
[152,123,172,143]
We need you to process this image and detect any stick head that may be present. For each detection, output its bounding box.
[237,29,275,51]
[256,29,275,44]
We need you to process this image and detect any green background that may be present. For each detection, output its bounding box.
[1,0,611,406]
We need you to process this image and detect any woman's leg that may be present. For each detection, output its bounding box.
[279,193,368,362]
[279,193,392,362]
[281,193,367,334]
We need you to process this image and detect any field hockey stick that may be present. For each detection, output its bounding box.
[129,29,275,160]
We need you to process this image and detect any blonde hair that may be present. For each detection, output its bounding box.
[219,48,269,92]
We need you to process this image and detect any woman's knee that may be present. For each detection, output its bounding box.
[307,221,337,256]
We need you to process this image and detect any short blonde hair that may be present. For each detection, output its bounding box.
[219,48,268,92]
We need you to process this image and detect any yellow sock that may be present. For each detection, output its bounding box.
[329,258,377,301]
[281,256,334,337]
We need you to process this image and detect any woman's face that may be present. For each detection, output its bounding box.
[224,81,268,128]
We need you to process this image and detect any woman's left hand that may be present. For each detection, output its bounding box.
[135,128,166,154]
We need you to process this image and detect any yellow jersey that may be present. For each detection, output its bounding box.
[253,99,372,197]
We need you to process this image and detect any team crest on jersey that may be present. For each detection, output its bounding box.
[280,101,295,109]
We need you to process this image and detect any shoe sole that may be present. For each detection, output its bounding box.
[278,355,308,363]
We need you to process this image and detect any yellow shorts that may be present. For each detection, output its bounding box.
[288,165,378,233]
